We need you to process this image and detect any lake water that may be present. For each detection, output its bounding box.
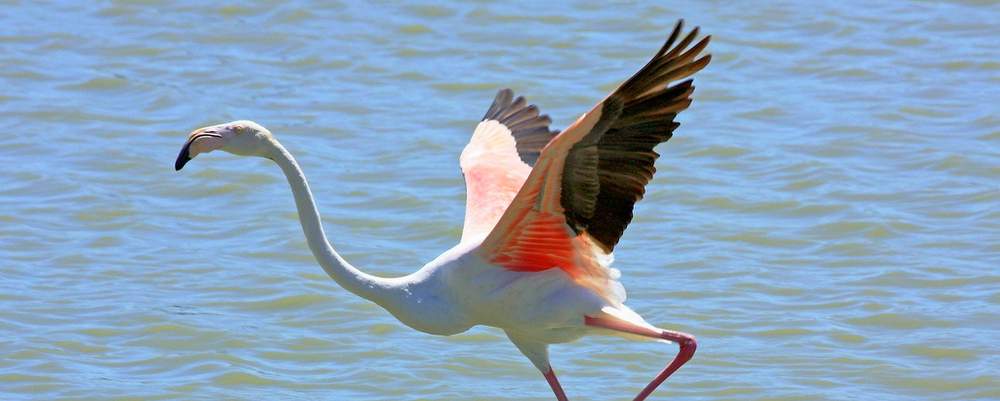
[1,1,997,400]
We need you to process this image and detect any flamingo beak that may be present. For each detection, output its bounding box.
[175,140,193,171]
[175,127,226,171]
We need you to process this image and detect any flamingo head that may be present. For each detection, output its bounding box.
[175,120,273,171]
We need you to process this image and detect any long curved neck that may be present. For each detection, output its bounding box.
[267,141,400,306]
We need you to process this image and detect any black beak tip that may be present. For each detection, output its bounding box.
[174,157,189,171]
[175,143,191,171]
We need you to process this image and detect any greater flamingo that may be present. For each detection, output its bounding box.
[175,20,710,401]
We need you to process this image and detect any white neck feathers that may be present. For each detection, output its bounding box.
[268,141,398,306]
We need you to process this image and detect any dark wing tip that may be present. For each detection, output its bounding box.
[619,21,711,100]
[484,88,515,121]
[480,89,560,166]
[560,22,711,252]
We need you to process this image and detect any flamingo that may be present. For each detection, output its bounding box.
[174,20,710,401]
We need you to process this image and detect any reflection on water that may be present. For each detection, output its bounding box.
[1,1,997,400]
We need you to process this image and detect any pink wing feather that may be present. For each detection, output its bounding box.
[460,90,559,243]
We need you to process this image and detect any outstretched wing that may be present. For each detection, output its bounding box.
[459,90,559,243]
[477,20,711,299]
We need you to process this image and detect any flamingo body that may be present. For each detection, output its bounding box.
[373,240,644,373]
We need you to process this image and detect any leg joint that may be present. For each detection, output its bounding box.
[662,331,697,358]
[681,334,697,351]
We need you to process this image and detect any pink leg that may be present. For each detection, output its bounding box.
[543,366,569,401]
[585,316,697,401]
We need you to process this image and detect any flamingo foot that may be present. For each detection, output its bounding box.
[584,315,697,401]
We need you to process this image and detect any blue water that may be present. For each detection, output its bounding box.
[1,1,998,400]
